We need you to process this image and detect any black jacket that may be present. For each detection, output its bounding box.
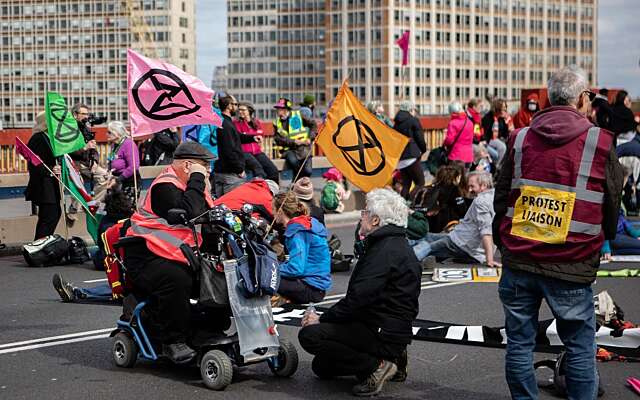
[481,111,510,141]
[393,110,426,160]
[493,107,624,284]
[215,114,256,174]
[145,129,180,166]
[610,104,639,136]
[25,131,61,205]
[320,225,421,343]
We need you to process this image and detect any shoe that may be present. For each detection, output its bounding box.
[390,350,408,382]
[163,343,196,364]
[352,360,397,397]
[421,256,437,274]
[52,273,75,302]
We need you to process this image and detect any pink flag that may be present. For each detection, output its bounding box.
[127,49,222,137]
[15,137,42,167]
[396,30,410,66]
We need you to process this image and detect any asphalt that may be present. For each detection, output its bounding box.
[0,223,638,400]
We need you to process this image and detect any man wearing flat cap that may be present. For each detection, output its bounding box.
[125,142,215,363]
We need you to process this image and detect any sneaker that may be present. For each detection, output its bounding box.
[352,360,397,397]
[163,343,196,364]
[421,256,437,274]
[390,350,408,382]
[52,273,75,303]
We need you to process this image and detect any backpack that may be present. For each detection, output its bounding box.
[67,236,90,264]
[22,234,69,267]
[321,181,340,211]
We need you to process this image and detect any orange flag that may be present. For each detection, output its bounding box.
[317,81,409,192]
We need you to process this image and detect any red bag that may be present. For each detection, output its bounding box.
[102,220,131,299]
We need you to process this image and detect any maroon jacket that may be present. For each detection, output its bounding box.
[493,106,623,284]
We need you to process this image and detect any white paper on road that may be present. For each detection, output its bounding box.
[433,267,472,282]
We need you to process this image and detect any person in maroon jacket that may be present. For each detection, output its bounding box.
[234,102,279,183]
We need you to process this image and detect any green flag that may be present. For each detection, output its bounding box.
[45,92,85,157]
[61,156,101,244]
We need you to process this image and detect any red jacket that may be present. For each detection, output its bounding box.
[513,93,540,129]
[213,179,273,217]
[234,119,264,155]
[499,106,613,263]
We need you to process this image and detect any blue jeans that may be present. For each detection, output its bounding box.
[498,267,597,400]
[74,283,113,301]
[612,233,640,255]
[410,233,474,262]
[284,151,312,179]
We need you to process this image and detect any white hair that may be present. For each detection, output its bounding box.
[547,65,588,106]
[107,121,129,138]
[448,101,463,114]
[468,170,494,189]
[365,188,409,228]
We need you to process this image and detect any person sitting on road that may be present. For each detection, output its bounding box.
[292,177,325,225]
[52,190,136,303]
[272,192,331,304]
[124,142,215,364]
[299,188,421,397]
[412,165,470,234]
[601,167,640,258]
[412,171,500,267]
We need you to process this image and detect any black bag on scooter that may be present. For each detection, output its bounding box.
[199,255,229,307]
[22,234,69,267]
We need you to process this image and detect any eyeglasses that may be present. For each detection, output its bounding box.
[360,210,369,217]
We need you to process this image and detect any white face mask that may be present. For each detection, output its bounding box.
[527,103,537,111]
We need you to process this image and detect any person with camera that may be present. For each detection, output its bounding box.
[124,142,215,364]
[67,103,109,224]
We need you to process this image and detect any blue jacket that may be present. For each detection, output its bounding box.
[280,216,331,291]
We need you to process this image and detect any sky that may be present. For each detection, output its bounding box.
[195,0,640,96]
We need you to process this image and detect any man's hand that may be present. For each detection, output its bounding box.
[254,135,263,144]
[52,165,61,176]
[106,177,118,189]
[486,260,502,268]
[301,311,320,327]
[189,163,208,176]
[601,252,612,261]
[85,140,97,150]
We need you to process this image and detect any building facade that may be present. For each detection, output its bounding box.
[211,65,228,93]
[228,0,597,117]
[0,0,196,129]
[226,0,326,120]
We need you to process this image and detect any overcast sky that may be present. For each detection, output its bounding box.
[195,0,640,96]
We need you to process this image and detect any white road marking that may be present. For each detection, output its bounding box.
[0,334,110,355]
[0,280,469,355]
[83,278,108,283]
[0,328,113,349]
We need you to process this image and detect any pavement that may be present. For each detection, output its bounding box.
[0,222,639,399]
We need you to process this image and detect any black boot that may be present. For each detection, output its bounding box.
[163,343,196,364]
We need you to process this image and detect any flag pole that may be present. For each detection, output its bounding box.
[56,159,70,240]
[129,132,140,210]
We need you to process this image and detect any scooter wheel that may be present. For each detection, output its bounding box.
[113,332,137,368]
[269,339,298,377]
[200,350,233,390]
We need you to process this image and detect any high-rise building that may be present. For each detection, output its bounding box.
[0,0,196,128]
[227,0,598,116]
[211,65,228,93]
[226,0,326,120]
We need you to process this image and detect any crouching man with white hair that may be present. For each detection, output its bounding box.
[298,188,421,397]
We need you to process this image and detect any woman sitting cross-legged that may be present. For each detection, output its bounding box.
[273,191,331,304]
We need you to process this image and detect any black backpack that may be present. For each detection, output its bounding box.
[67,236,90,264]
[22,235,69,267]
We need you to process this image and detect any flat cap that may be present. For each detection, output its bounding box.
[173,142,215,161]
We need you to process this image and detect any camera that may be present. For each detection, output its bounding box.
[78,113,106,142]
[87,113,107,126]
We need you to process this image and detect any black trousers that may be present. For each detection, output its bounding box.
[34,202,61,240]
[129,256,193,344]
[400,160,425,200]
[298,321,405,378]
[284,151,312,180]
[278,277,325,304]
[254,152,280,183]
